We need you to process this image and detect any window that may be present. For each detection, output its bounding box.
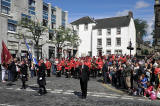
[8,19,17,32]
[43,19,48,26]
[115,50,122,54]
[76,25,79,30]
[28,0,35,7]
[98,29,102,35]
[107,28,111,35]
[1,5,10,14]
[51,22,55,29]
[8,23,16,32]
[106,50,111,54]
[49,33,53,40]
[84,24,88,31]
[116,38,121,46]
[97,39,102,46]
[1,0,11,14]
[117,27,121,34]
[51,9,56,15]
[106,38,111,46]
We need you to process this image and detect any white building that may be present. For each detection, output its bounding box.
[0,0,68,62]
[71,12,136,57]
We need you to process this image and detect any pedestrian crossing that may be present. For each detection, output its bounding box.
[0,104,16,106]
[0,84,151,102]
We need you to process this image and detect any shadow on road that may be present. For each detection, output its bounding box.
[27,85,39,90]
[6,82,16,86]
[74,91,82,98]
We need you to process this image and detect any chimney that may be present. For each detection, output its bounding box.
[155,0,160,5]
[128,11,133,18]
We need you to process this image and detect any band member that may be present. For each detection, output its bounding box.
[80,60,89,99]
[45,59,52,77]
[19,60,28,89]
[37,59,47,95]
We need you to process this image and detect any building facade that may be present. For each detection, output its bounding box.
[0,0,68,62]
[154,0,160,51]
[71,12,136,57]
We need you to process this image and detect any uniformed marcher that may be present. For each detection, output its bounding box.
[80,60,89,99]
[37,59,47,95]
[19,60,28,89]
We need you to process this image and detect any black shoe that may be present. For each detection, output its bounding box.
[44,91,47,94]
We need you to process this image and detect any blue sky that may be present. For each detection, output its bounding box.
[44,0,155,41]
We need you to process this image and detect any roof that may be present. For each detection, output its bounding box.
[71,16,95,25]
[93,16,131,29]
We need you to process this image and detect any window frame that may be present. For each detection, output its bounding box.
[106,50,111,54]
[98,29,102,35]
[116,37,121,46]
[117,27,121,35]
[84,24,88,31]
[107,28,111,35]
[8,23,17,32]
[106,38,111,46]
[97,38,102,46]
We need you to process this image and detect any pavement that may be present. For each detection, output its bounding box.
[0,74,160,106]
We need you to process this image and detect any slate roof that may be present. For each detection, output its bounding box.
[71,16,95,25]
[93,16,131,29]
[71,15,131,29]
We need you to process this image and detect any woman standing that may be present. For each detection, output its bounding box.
[1,63,7,83]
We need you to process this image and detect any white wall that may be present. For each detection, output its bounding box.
[92,18,136,56]
[75,17,137,57]
[75,23,95,57]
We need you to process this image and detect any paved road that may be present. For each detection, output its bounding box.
[0,75,160,106]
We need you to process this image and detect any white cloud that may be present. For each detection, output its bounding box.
[116,10,129,16]
[135,1,150,9]
[143,16,154,42]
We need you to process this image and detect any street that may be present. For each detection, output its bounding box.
[0,75,159,106]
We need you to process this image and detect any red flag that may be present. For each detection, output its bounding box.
[1,41,12,64]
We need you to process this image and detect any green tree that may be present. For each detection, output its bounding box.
[49,26,80,58]
[134,19,148,40]
[18,18,47,60]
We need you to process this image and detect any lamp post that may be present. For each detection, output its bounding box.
[127,40,134,58]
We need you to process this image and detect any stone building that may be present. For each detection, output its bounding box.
[154,0,160,51]
[0,0,68,63]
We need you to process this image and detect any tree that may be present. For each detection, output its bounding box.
[134,19,148,40]
[151,30,155,46]
[49,26,80,58]
[18,18,47,60]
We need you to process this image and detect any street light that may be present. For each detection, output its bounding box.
[127,39,134,58]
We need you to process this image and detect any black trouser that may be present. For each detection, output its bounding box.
[103,71,107,84]
[38,78,47,95]
[93,69,97,78]
[71,68,74,76]
[12,71,16,81]
[39,85,47,95]
[80,79,88,98]
[65,69,69,78]
[75,68,80,78]
[47,69,51,77]
[21,75,27,89]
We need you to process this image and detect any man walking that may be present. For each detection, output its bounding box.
[19,60,28,89]
[37,59,47,95]
[80,60,89,99]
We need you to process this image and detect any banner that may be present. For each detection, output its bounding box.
[24,38,38,65]
[1,40,12,64]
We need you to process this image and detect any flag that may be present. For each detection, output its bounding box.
[24,38,38,65]
[1,40,12,64]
